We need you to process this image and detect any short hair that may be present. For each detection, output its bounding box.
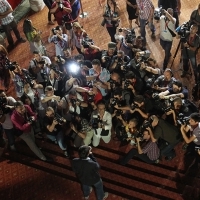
[78,145,91,159]
[113,88,123,96]
[190,113,200,122]
[191,24,198,30]
[173,80,182,88]
[74,54,84,61]
[129,118,138,126]
[15,101,24,108]
[97,100,106,107]
[45,86,53,92]
[92,59,101,66]
[125,71,136,79]
[46,106,54,113]
[173,97,182,105]
[117,50,124,56]
[69,89,77,96]
[33,50,39,55]
[134,95,144,103]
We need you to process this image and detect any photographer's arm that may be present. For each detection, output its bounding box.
[164,10,175,24]
[47,120,57,132]
[146,127,157,142]
[136,138,143,154]
[135,108,149,119]
[180,124,195,144]
[164,92,184,99]
[63,4,72,13]
[50,3,58,13]
[70,124,86,139]
[0,6,13,19]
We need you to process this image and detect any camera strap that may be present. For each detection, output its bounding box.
[165,19,176,37]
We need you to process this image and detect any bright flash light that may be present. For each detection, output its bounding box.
[69,63,80,74]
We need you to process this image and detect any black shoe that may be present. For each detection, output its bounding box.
[165,154,176,161]
[43,156,53,162]
[64,150,70,158]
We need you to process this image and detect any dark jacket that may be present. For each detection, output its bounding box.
[72,154,101,185]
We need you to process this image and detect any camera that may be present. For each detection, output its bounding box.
[176,21,190,42]
[56,55,62,63]
[88,94,95,103]
[4,58,16,71]
[38,60,45,65]
[54,113,66,124]
[116,109,123,116]
[154,7,164,20]
[110,98,119,107]
[50,65,63,77]
[152,93,160,102]
[81,36,94,48]
[21,69,35,88]
[125,29,136,44]
[58,2,63,11]
[146,75,156,89]
[52,28,57,35]
[27,116,35,123]
[130,103,139,110]
[104,56,111,62]
[91,115,102,129]
[124,80,132,89]
[0,96,10,115]
[70,98,77,106]
[117,125,128,141]
[109,79,120,89]
[176,113,190,125]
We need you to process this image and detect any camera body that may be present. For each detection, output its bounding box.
[131,103,139,110]
[146,75,156,89]
[0,97,10,115]
[91,115,102,129]
[88,94,95,103]
[5,58,16,71]
[154,7,164,20]
[81,36,94,48]
[52,28,57,35]
[176,113,190,125]
[27,116,35,123]
[124,80,132,89]
[70,98,77,107]
[21,69,35,88]
[176,22,190,42]
[125,29,136,44]
[54,113,66,125]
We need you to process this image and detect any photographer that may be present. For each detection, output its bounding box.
[69,115,94,147]
[115,117,138,145]
[48,26,68,56]
[76,85,103,111]
[158,79,188,100]
[190,4,200,35]
[81,41,101,62]
[152,68,176,92]
[29,51,51,88]
[109,50,130,73]
[180,113,200,174]
[91,101,112,147]
[180,24,200,83]
[0,90,16,151]
[11,101,51,161]
[129,95,154,125]
[124,71,144,95]
[101,42,117,69]
[60,89,88,118]
[44,106,69,157]
[50,0,72,26]
[41,86,60,116]
[150,115,181,160]
[87,59,110,97]
[120,128,160,165]
[159,8,176,70]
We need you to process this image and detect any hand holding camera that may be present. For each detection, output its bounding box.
[53,119,59,125]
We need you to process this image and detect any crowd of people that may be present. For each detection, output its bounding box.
[1,0,200,199]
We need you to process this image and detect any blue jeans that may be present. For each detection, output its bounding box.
[4,128,15,146]
[160,39,172,68]
[82,179,105,200]
[139,18,155,45]
[46,131,67,151]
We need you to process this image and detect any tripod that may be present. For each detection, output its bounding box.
[170,39,192,76]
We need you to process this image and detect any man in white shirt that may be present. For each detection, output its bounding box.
[91,101,112,147]
[0,0,26,50]
[159,8,176,70]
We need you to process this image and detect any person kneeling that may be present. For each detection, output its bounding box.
[120,129,160,165]
[44,107,69,157]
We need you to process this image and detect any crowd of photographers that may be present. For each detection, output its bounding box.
[0,1,200,176]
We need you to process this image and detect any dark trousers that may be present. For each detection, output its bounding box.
[82,179,105,200]
[106,26,116,43]
[43,0,54,21]
[2,20,21,45]
[120,148,156,165]
[4,128,15,147]
[160,39,172,69]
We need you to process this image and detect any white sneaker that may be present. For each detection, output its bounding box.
[103,192,108,200]
[84,187,93,200]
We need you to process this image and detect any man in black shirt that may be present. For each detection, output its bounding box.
[43,106,69,157]
[72,145,108,200]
